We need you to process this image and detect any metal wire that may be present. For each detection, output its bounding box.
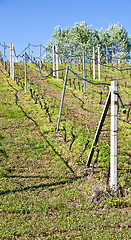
[25,52,66,78]
[68,68,110,86]
[30,44,40,47]
[14,46,28,58]
[54,49,131,71]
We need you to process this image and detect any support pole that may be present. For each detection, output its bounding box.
[53,45,55,78]
[56,66,69,132]
[112,44,113,64]
[106,46,108,67]
[56,45,59,79]
[110,80,118,194]
[83,52,85,92]
[98,46,100,80]
[10,42,14,80]
[74,45,76,70]
[86,90,111,166]
[93,47,95,79]
[40,44,41,69]
[70,48,72,67]
[25,52,27,93]
[4,42,6,70]
[28,43,30,60]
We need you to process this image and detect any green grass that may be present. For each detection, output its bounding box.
[0,62,131,239]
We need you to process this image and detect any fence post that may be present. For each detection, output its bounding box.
[98,46,100,80]
[106,46,108,66]
[86,90,111,166]
[4,42,6,70]
[25,52,27,93]
[53,45,55,78]
[112,44,113,64]
[83,52,85,92]
[56,66,69,132]
[56,45,59,79]
[74,45,76,70]
[10,42,14,80]
[93,47,95,79]
[28,43,30,62]
[40,44,41,69]
[110,80,118,194]
[70,47,72,67]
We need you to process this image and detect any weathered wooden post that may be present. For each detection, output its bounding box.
[25,52,27,93]
[10,42,14,80]
[98,46,100,80]
[40,44,41,69]
[70,47,72,68]
[110,81,118,194]
[74,45,76,70]
[106,46,108,66]
[112,44,114,65]
[4,42,6,69]
[28,43,30,62]
[83,52,85,92]
[93,47,95,79]
[86,90,111,167]
[55,45,59,79]
[53,45,55,78]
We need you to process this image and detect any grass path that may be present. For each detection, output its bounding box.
[0,63,131,239]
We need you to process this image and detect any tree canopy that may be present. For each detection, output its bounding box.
[46,22,131,63]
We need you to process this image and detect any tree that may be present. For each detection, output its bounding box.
[45,22,131,64]
[106,23,130,63]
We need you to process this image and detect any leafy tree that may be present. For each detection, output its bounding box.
[45,22,131,64]
[106,23,130,62]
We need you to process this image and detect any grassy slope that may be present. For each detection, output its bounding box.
[0,62,131,239]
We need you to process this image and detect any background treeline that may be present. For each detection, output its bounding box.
[45,22,131,63]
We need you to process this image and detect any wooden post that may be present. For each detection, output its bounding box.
[4,42,6,69]
[83,52,85,92]
[112,44,113,64]
[10,42,14,80]
[110,81,118,194]
[106,46,108,67]
[25,52,27,93]
[86,91,111,166]
[70,48,72,68]
[53,45,55,78]
[28,43,30,62]
[56,45,59,79]
[40,44,41,69]
[93,47,95,79]
[98,46,100,80]
[74,45,76,70]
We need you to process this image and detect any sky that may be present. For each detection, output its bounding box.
[0,0,131,60]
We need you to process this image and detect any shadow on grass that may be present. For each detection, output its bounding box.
[7,80,76,176]
[0,172,88,196]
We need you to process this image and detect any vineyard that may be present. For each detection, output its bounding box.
[0,48,131,239]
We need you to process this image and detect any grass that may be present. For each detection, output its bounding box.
[0,61,131,239]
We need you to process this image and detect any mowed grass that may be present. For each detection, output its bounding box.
[0,63,131,239]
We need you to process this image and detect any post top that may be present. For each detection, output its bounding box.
[111,80,118,86]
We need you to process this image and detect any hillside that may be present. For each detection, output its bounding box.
[0,61,131,239]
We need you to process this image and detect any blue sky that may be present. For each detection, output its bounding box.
[0,0,131,59]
